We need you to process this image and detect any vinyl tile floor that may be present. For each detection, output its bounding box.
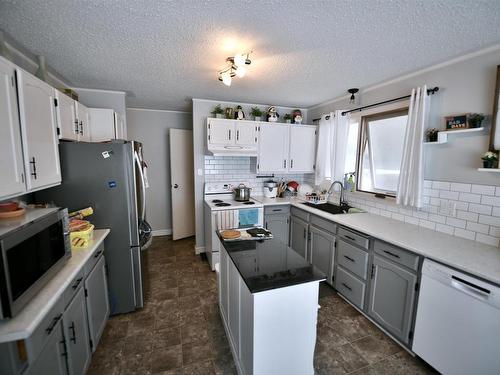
[88,236,438,375]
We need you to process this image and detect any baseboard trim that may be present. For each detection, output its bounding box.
[152,229,172,236]
[195,246,205,254]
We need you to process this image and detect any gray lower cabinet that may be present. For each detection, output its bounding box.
[84,255,110,352]
[63,287,92,375]
[27,321,67,375]
[367,254,417,345]
[264,214,289,244]
[308,225,335,285]
[289,216,308,259]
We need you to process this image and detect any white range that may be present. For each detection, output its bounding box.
[204,182,264,270]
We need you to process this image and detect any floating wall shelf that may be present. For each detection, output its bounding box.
[477,168,500,173]
[423,127,485,145]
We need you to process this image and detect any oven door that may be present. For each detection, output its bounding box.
[0,210,71,318]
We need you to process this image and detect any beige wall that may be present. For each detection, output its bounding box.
[127,108,192,234]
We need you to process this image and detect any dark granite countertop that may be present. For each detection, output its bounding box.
[220,237,326,293]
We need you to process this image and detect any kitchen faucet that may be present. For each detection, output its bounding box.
[327,180,346,206]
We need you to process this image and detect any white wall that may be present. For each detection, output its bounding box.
[309,46,500,186]
[127,108,192,234]
[192,99,309,251]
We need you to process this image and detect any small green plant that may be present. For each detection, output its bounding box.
[469,113,485,128]
[283,113,292,120]
[482,151,498,161]
[211,104,224,115]
[250,107,263,117]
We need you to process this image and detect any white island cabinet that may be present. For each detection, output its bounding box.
[218,238,324,375]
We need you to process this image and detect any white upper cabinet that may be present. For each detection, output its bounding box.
[88,108,117,142]
[75,101,91,142]
[207,118,258,156]
[115,113,127,140]
[16,69,61,191]
[55,90,78,141]
[289,125,317,173]
[0,58,25,199]
[257,122,289,173]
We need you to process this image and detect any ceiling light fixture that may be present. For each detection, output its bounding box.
[218,52,252,86]
[348,88,359,104]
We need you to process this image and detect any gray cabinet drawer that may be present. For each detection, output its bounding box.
[84,243,104,276]
[63,269,85,308]
[338,227,370,249]
[291,206,309,222]
[310,215,337,234]
[25,296,65,363]
[374,240,420,271]
[337,239,369,280]
[335,267,366,310]
[264,205,290,215]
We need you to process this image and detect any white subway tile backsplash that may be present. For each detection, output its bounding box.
[493,207,500,217]
[451,200,468,211]
[466,221,490,234]
[496,187,500,197]
[391,213,405,222]
[436,223,454,235]
[405,216,419,225]
[419,219,436,230]
[458,192,481,203]
[489,226,500,237]
[424,180,432,188]
[481,195,500,207]
[471,184,496,196]
[428,213,446,224]
[450,182,471,192]
[468,203,492,215]
[478,215,500,227]
[439,190,459,200]
[454,228,476,240]
[476,233,500,247]
[432,181,450,190]
[380,210,392,218]
[446,217,466,229]
[424,188,440,197]
[456,210,478,222]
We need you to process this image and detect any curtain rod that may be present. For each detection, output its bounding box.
[312,87,439,122]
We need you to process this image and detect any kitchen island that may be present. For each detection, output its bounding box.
[217,236,325,375]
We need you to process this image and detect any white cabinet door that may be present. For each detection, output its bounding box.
[235,122,258,146]
[17,69,61,191]
[207,118,233,146]
[0,58,25,199]
[289,125,316,173]
[89,108,116,142]
[257,123,289,173]
[75,102,91,142]
[55,90,78,141]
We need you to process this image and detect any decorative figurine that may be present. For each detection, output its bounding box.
[292,109,303,124]
[225,107,234,119]
[267,106,279,122]
[234,105,245,120]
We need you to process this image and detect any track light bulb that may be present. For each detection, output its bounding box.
[233,54,246,67]
[235,66,246,78]
[221,71,232,86]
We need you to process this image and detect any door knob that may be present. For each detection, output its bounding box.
[173,184,179,189]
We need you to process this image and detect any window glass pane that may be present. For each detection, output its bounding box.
[358,112,407,194]
[344,120,359,175]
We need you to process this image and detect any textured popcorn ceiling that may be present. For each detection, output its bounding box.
[1,0,500,111]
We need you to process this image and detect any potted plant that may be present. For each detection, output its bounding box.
[283,113,292,124]
[426,128,439,142]
[481,151,498,168]
[211,104,224,118]
[250,107,263,121]
[468,113,485,128]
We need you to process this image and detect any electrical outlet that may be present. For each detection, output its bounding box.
[449,201,457,217]
[439,200,448,215]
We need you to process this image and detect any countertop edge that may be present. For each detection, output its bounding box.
[0,229,110,343]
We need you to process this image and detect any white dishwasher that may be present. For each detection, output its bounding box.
[413,259,500,375]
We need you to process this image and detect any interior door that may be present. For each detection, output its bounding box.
[289,125,316,173]
[16,69,61,191]
[257,123,289,173]
[55,90,77,140]
[0,58,25,199]
[170,129,195,240]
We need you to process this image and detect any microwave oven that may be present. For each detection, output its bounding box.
[0,208,71,319]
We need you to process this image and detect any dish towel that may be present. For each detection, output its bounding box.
[217,210,239,230]
[239,209,259,227]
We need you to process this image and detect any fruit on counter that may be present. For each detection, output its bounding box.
[69,207,94,220]
[69,219,91,232]
[71,237,88,248]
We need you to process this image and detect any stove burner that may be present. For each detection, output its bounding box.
[215,202,231,207]
[243,201,255,205]
[212,199,223,203]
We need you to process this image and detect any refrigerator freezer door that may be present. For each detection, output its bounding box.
[35,141,140,314]
[131,246,144,309]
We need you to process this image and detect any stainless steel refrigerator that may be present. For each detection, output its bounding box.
[36,140,151,315]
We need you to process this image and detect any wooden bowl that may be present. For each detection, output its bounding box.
[0,208,26,219]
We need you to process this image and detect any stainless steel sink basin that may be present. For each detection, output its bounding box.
[302,202,359,214]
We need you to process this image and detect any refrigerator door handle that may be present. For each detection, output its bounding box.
[134,151,146,221]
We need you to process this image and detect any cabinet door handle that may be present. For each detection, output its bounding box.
[236,130,239,141]
[283,160,287,169]
[290,159,293,169]
[371,264,375,279]
[265,222,268,229]
[74,119,79,134]
[341,282,352,291]
[69,322,77,344]
[45,314,62,335]
[94,249,103,258]
[272,209,282,212]
[343,255,355,262]
[228,129,231,140]
[71,277,83,290]
[29,157,37,179]
[383,250,401,259]
[303,228,306,239]
[79,121,83,135]
[345,235,356,242]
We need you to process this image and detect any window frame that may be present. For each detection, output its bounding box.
[355,108,409,198]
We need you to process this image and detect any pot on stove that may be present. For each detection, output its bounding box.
[233,183,252,201]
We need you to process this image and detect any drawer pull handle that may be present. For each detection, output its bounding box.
[72,277,83,290]
[343,255,355,262]
[383,250,401,259]
[45,314,62,335]
[94,250,103,258]
[345,235,356,242]
[272,209,282,212]
[341,282,352,291]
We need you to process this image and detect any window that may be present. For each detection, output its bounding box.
[354,109,408,196]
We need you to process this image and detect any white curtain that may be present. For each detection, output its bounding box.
[396,85,429,207]
[315,110,350,186]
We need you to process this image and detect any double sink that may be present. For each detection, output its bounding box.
[302,202,361,215]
